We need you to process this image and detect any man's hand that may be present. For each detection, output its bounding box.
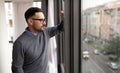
[60,11,64,18]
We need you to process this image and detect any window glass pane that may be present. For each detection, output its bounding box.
[33,2,41,8]
[82,0,120,73]
[5,2,13,43]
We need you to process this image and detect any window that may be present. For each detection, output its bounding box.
[5,2,13,43]
[82,0,120,73]
[33,1,41,8]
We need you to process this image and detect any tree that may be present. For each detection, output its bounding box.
[105,36,120,61]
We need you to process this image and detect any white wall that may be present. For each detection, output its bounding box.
[12,1,33,40]
[0,0,11,73]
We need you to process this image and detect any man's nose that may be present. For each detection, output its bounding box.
[43,21,46,26]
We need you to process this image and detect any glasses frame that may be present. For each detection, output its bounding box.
[32,18,46,23]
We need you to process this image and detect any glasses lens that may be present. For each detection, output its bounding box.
[32,18,46,22]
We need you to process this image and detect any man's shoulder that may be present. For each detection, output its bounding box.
[14,32,28,44]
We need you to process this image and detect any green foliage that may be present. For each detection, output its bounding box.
[105,36,120,59]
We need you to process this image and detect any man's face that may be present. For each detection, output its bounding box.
[29,12,46,32]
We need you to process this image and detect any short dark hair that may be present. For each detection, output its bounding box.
[24,7,43,22]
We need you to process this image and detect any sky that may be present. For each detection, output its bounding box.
[82,0,117,10]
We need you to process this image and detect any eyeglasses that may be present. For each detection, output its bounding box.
[32,18,46,23]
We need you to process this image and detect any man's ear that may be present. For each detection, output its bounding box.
[28,18,33,26]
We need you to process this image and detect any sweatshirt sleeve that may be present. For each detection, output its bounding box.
[46,20,64,38]
[12,41,24,73]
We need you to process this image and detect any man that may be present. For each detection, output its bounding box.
[12,7,64,73]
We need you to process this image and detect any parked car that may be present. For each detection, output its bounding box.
[84,38,93,43]
[93,49,99,55]
[100,50,115,55]
[84,38,89,42]
[83,51,89,60]
[107,62,119,70]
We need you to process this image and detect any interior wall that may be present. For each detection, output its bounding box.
[0,0,11,73]
[12,1,33,40]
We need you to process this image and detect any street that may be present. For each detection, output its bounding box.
[82,41,120,73]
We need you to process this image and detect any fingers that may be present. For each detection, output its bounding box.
[60,11,64,17]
